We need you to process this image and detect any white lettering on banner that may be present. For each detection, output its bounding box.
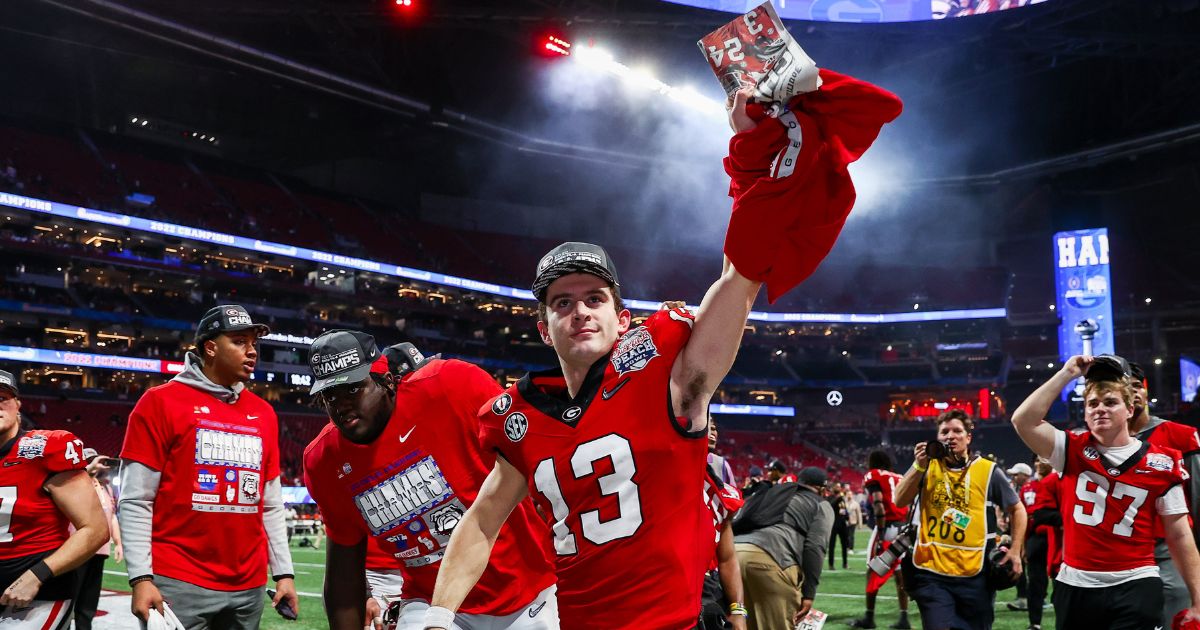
[1057,234,1110,269]
[195,429,262,470]
[75,208,131,226]
[0,193,53,212]
[353,456,452,535]
[148,221,237,245]
[252,240,298,256]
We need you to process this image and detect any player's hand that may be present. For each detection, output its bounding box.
[365,597,383,630]
[113,543,124,564]
[0,569,42,608]
[913,442,929,469]
[1060,355,1094,380]
[727,87,757,134]
[1183,605,1200,623]
[793,598,814,624]
[273,577,300,617]
[871,530,886,558]
[659,300,687,311]
[131,579,165,620]
[728,613,749,630]
[1002,548,1024,578]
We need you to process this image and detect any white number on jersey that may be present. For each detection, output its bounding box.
[1072,471,1149,538]
[64,439,83,465]
[0,486,16,543]
[533,434,643,555]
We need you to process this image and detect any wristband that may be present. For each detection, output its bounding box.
[273,574,295,581]
[423,606,455,629]
[129,575,155,587]
[912,462,927,473]
[729,603,748,617]
[30,560,54,582]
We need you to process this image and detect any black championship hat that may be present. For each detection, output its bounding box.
[799,466,828,488]
[531,242,620,303]
[194,305,271,346]
[0,368,17,396]
[1087,354,1132,383]
[1129,362,1148,388]
[308,330,383,396]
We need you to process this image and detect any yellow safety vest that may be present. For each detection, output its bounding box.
[912,456,994,577]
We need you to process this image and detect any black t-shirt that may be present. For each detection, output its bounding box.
[828,494,848,527]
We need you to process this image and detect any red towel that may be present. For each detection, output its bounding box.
[723,69,903,303]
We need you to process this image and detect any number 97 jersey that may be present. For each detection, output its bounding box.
[0,430,87,560]
[1057,430,1186,574]
[479,309,711,630]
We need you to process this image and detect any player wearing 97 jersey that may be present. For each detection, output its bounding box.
[1012,354,1200,629]
[0,368,108,628]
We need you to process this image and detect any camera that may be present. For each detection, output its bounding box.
[925,440,950,460]
[868,524,915,576]
[986,544,1020,590]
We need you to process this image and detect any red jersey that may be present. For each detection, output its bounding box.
[1022,472,1060,514]
[121,380,280,590]
[863,469,908,523]
[702,463,744,571]
[1137,418,1200,538]
[479,309,711,630]
[1059,431,1185,573]
[0,430,85,559]
[303,359,553,615]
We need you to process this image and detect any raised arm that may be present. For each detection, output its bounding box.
[893,442,928,510]
[427,456,530,629]
[1011,355,1092,459]
[671,259,762,430]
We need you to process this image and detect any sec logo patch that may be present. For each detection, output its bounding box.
[505,413,528,442]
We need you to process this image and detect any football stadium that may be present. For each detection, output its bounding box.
[2,0,1200,628]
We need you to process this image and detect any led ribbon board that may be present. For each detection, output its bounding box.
[1,192,1005,323]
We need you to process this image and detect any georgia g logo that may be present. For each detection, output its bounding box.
[492,393,512,415]
[504,412,528,442]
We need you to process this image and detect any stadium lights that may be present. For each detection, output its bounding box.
[571,44,721,113]
[543,35,572,56]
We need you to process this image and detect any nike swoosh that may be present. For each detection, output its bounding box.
[528,602,547,618]
[398,427,416,442]
[247,415,259,420]
[601,378,631,400]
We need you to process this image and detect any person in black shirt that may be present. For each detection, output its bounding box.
[826,485,851,570]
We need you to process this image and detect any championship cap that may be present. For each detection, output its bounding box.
[1006,463,1032,476]
[768,459,787,474]
[531,242,620,303]
[0,369,17,396]
[194,305,271,346]
[798,466,828,488]
[308,330,388,396]
[82,447,100,462]
[1086,354,1131,383]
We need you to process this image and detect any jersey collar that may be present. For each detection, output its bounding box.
[517,353,608,428]
[1094,437,1150,476]
[0,429,26,459]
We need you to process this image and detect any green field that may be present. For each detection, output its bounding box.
[101,529,1054,629]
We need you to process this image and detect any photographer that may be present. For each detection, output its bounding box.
[893,410,1026,630]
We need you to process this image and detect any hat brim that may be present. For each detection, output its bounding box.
[309,362,373,396]
[532,262,618,302]
[0,383,17,397]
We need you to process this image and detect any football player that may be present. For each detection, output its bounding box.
[1012,354,1200,628]
[0,368,108,628]
[1128,361,1200,627]
[302,333,555,630]
[850,450,911,629]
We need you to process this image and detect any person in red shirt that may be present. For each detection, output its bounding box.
[850,450,911,630]
[302,332,555,630]
[1128,361,1200,628]
[426,234,761,630]
[1012,354,1200,629]
[1020,458,1061,630]
[701,462,747,630]
[118,305,297,628]
[0,368,108,629]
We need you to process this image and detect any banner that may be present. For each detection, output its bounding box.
[1182,356,1200,404]
[1054,228,1114,366]
[664,0,1049,22]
